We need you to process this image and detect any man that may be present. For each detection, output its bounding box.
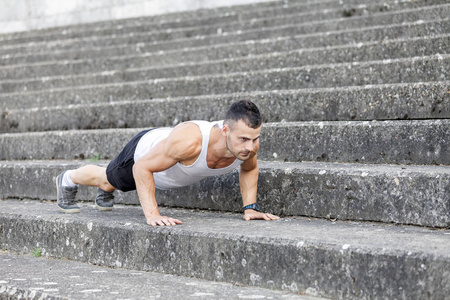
[56,100,280,226]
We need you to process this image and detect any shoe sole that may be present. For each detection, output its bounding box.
[55,174,80,214]
[94,203,113,211]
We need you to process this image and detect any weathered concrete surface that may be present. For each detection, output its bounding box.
[0,252,315,300]
[2,0,443,45]
[0,0,276,42]
[1,55,448,109]
[1,46,448,94]
[0,1,448,299]
[1,82,447,133]
[1,200,449,300]
[2,3,448,56]
[1,119,448,165]
[2,0,447,42]
[0,0,275,35]
[2,35,448,82]
[259,119,450,165]
[1,18,445,66]
[0,160,448,227]
[157,161,450,228]
[0,0,296,38]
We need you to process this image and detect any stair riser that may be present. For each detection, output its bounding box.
[0,250,307,300]
[0,285,52,300]
[0,120,448,164]
[2,35,448,81]
[1,214,448,299]
[0,1,448,299]
[1,56,447,108]
[3,0,448,46]
[1,19,446,66]
[1,161,448,227]
[0,0,341,45]
[2,35,449,90]
[2,3,447,55]
[260,120,450,165]
[1,82,448,133]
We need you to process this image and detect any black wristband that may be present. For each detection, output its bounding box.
[243,203,260,212]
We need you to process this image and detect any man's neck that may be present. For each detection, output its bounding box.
[206,126,235,168]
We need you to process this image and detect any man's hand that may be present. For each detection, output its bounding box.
[243,209,280,221]
[147,215,182,226]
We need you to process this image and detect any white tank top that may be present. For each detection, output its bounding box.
[134,120,243,190]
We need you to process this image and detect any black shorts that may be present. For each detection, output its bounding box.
[106,129,154,192]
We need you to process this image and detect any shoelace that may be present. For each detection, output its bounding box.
[61,187,78,205]
[98,191,114,202]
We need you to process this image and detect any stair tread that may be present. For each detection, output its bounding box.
[1,45,448,89]
[1,54,447,103]
[1,35,448,82]
[2,2,448,53]
[0,1,449,298]
[0,250,319,300]
[2,18,445,67]
[2,158,449,171]
[2,0,447,41]
[1,199,449,257]
[1,199,449,299]
[1,159,448,227]
[2,118,448,165]
[1,82,448,133]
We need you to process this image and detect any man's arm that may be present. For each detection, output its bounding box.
[132,124,201,226]
[239,155,280,221]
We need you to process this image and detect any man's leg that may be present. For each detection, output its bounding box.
[72,165,117,211]
[56,165,117,213]
[70,165,116,192]
[56,129,152,213]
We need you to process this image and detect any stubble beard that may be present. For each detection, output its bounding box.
[226,135,250,161]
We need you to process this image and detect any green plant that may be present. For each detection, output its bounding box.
[31,247,42,257]
[88,153,101,161]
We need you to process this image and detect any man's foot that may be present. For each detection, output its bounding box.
[95,188,114,211]
[56,171,80,213]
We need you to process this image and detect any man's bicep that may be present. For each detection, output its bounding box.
[135,124,201,173]
[134,140,179,173]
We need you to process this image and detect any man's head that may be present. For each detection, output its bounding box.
[222,100,262,160]
[224,100,261,130]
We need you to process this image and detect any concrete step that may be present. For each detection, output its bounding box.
[1,2,447,56]
[0,0,336,45]
[4,0,448,45]
[1,55,447,110]
[1,34,448,90]
[1,118,448,164]
[1,1,447,299]
[1,8,448,63]
[259,119,449,165]
[0,1,370,49]
[1,17,446,66]
[1,82,448,133]
[2,47,447,93]
[0,159,448,227]
[3,0,444,47]
[1,251,316,300]
[1,199,449,299]
[1,34,448,82]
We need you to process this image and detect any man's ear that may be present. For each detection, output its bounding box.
[222,124,230,137]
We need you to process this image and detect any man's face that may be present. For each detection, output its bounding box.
[224,120,261,161]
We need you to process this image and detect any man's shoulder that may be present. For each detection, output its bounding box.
[165,122,203,160]
[171,122,203,140]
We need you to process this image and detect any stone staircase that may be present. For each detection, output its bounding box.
[0,0,449,299]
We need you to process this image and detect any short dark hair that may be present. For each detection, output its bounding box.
[224,100,261,129]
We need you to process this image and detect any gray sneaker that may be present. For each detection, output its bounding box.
[56,171,80,213]
[95,188,114,211]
